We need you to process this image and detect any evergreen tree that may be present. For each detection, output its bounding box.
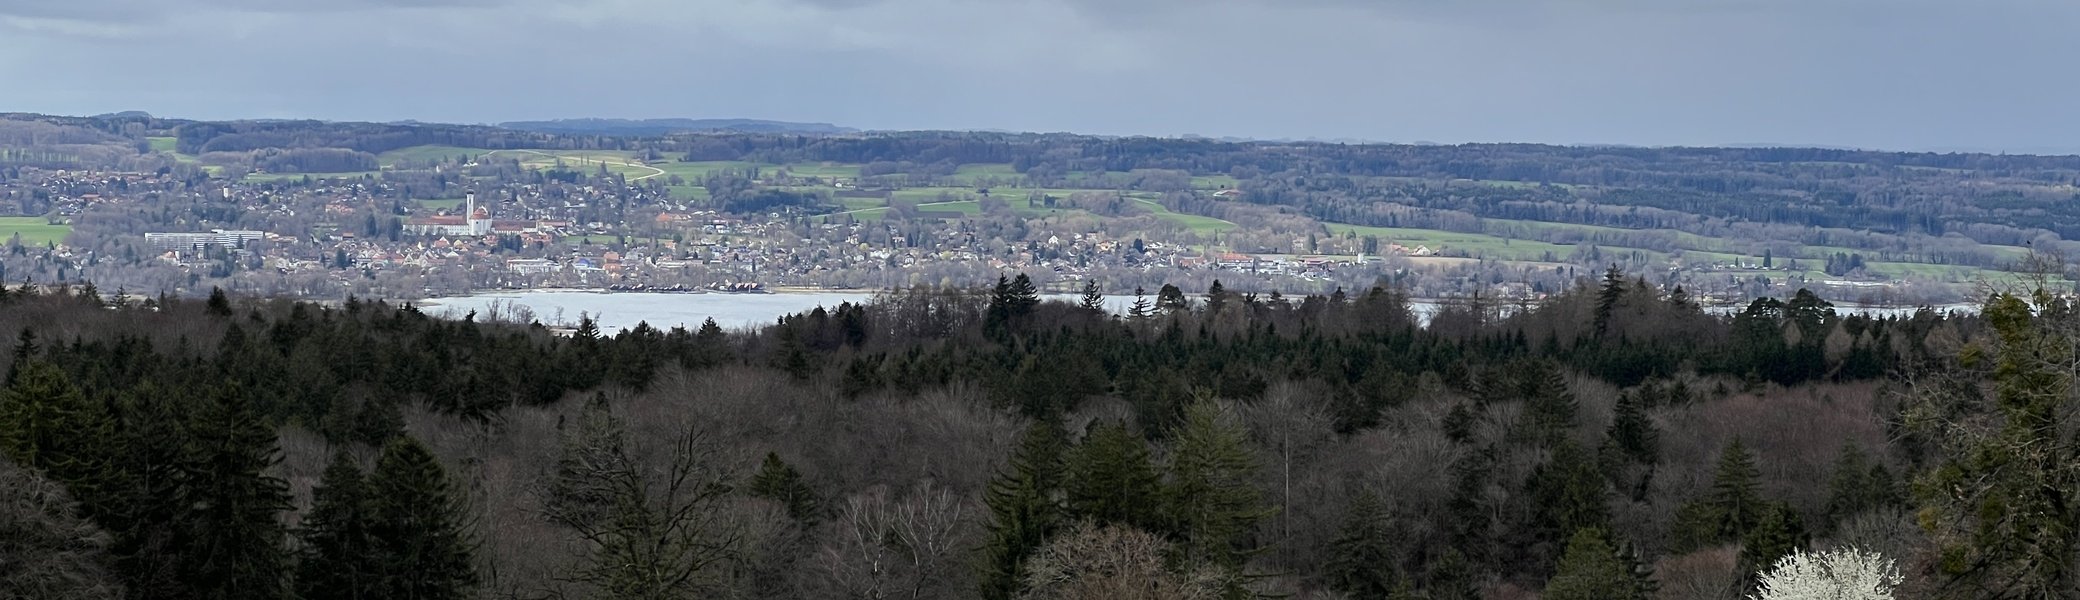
[1543,528,1651,600]
[977,418,1068,600]
[1601,391,1660,467]
[0,360,114,502]
[180,389,292,600]
[1739,503,1810,579]
[1670,439,1767,551]
[748,451,820,524]
[366,435,476,600]
[1326,490,1400,600]
[1205,280,1229,315]
[1127,287,1152,322]
[1164,400,1271,570]
[1062,420,1161,531]
[1593,266,1626,336]
[1821,443,1900,528]
[206,287,234,317]
[1512,360,1578,446]
[297,452,379,600]
[1527,439,1611,545]
[1078,279,1105,313]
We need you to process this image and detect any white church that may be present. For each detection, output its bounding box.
[404,192,494,237]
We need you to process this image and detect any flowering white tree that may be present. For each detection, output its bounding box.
[1753,547,1903,600]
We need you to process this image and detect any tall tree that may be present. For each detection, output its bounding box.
[977,418,1068,600]
[366,436,476,600]
[1528,438,1611,546]
[296,452,379,600]
[179,388,292,600]
[1671,439,1767,552]
[1164,400,1271,571]
[1063,420,1161,532]
[1740,503,1810,579]
[1543,528,1651,600]
[1326,490,1400,600]
[1907,291,2080,599]
[1078,279,1105,313]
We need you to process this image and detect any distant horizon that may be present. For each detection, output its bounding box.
[32,109,2080,157]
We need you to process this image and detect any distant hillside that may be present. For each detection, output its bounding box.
[499,118,857,136]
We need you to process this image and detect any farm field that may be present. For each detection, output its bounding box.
[0,217,72,246]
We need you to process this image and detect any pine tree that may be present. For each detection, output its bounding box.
[206,286,234,317]
[1164,400,1271,570]
[180,388,292,600]
[1205,280,1229,315]
[1513,360,1578,446]
[1128,287,1152,322]
[1740,503,1810,579]
[748,451,820,524]
[367,435,476,600]
[1821,443,1900,528]
[1326,490,1400,600]
[1593,266,1626,336]
[1528,439,1611,545]
[1543,528,1651,600]
[1062,420,1161,531]
[297,452,380,600]
[1078,279,1105,313]
[977,419,1068,600]
[1602,391,1660,467]
[0,360,114,502]
[1670,439,1767,552]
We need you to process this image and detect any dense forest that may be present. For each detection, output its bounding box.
[3,266,2076,599]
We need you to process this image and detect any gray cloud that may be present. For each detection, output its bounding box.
[1,0,2076,152]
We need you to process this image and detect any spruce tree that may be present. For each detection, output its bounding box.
[748,451,820,525]
[206,286,234,317]
[1062,420,1161,531]
[1164,400,1271,570]
[0,360,114,503]
[297,452,379,600]
[1078,279,1105,313]
[977,419,1068,600]
[1601,391,1660,467]
[1739,503,1809,579]
[180,389,292,600]
[1528,438,1611,545]
[1326,490,1400,600]
[1670,439,1767,551]
[1821,443,1900,528]
[1543,528,1650,600]
[367,435,476,600]
[1593,266,1626,336]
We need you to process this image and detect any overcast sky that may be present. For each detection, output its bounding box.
[2,0,2076,152]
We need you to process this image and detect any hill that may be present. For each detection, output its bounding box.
[498,118,857,136]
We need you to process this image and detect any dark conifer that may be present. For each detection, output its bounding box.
[1327,490,1401,600]
[748,451,820,525]
[1062,420,1161,531]
[367,435,476,600]
[297,452,379,600]
[977,418,1067,600]
[179,388,292,600]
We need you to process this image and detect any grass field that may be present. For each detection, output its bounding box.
[0,217,71,246]
[378,145,495,167]
[146,137,177,153]
[244,172,382,183]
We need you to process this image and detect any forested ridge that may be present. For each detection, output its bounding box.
[1,269,2077,599]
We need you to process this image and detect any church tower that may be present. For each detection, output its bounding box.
[466,192,492,236]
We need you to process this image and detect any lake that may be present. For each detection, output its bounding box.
[421,290,1972,334]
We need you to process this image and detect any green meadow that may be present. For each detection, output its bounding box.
[0,217,72,246]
